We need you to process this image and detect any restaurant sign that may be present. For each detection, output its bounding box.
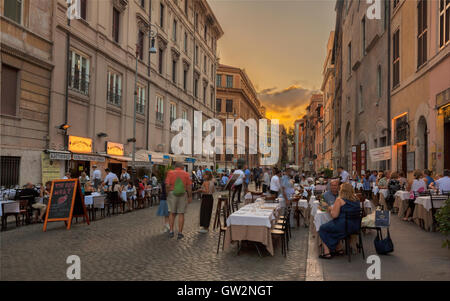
[369,146,392,162]
[68,136,92,154]
[72,154,105,162]
[106,142,124,156]
[49,152,71,161]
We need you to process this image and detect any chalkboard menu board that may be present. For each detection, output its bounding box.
[43,179,89,231]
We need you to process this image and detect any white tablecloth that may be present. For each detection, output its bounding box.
[0,200,20,217]
[309,195,317,206]
[84,195,106,208]
[395,191,410,200]
[310,201,320,217]
[227,204,278,228]
[314,210,332,232]
[415,196,446,212]
[379,189,389,198]
[296,199,308,209]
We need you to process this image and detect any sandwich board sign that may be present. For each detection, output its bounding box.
[43,179,89,231]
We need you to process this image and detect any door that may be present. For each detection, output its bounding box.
[108,163,122,178]
[445,121,450,170]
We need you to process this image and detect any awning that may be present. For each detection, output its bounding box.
[135,150,170,165]
[107,155,132,162]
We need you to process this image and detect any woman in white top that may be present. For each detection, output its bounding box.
[403,170,427,221]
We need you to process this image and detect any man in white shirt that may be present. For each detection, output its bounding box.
[337,166,350,183]
[92,165,102,189]
[104,168,118,187]
[431,170,450,193]
[270,168,282,197]
[120,168,130,185]
[231,166,245,204]
[62,172,71,179]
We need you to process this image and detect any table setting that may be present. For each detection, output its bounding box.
[224,201,281,256]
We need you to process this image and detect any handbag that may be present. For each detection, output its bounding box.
[374,228,394,255]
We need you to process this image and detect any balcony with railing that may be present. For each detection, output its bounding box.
[69,69,90,95]
[156,112,164,127]
[107,89,122,106]
[136,98,145,115]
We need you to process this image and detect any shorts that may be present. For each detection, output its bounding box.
[167,191,187,214]
[157,200,169,217]
[32,203,47,212]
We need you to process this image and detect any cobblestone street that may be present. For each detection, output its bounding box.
[0,194,308,281]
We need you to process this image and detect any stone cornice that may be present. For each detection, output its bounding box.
[113,0,128,12]
[136,13,150,33]
[0,42,53,71]
[171,46,181,60]
[157,34,168,50]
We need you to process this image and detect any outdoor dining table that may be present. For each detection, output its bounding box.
[224,202,280,256]
[413,195,446,231]
[0,200,20,217]
[313,210,332,232]
[394,191,411,218]
[1,200,20,231]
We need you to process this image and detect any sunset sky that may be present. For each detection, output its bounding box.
[208,0,336,128]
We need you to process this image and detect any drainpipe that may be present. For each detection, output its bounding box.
[387,0,392,167]
[64,2,71,172]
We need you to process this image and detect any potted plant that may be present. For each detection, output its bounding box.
[435,197,450,248]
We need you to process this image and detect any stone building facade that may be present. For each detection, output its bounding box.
[49,0,223,178]
[339,0,390,176]
[0,0,53,186]
[390,0,450,176]
[215,64,265,170]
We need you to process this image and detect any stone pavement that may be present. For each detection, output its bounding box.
[0,192,308,281]
[308,212,450,281]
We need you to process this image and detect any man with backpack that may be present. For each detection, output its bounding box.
[165,162,192,240]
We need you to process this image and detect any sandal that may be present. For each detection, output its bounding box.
[319,253,332,259]
[334,249,345,256]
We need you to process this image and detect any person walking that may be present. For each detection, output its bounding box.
[157,180,170,232]
[166,162,192,240]
[198,170,216,233]
[243,165,251,193]
[263,168,270,193]
[231,163,245,204]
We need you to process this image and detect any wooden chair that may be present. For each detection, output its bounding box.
[19,200,30,226]
[343,209,365,262]
[272,208,288,257]
[106,191,121,215]
[275,207,291,251]
[213,196,229,230]
[216,201,229,254]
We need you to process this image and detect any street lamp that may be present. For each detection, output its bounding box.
[132,23,157,181]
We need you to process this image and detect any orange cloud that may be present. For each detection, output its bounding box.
[258,85,317,128]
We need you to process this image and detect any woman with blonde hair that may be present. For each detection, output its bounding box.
[318,183,361,259]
